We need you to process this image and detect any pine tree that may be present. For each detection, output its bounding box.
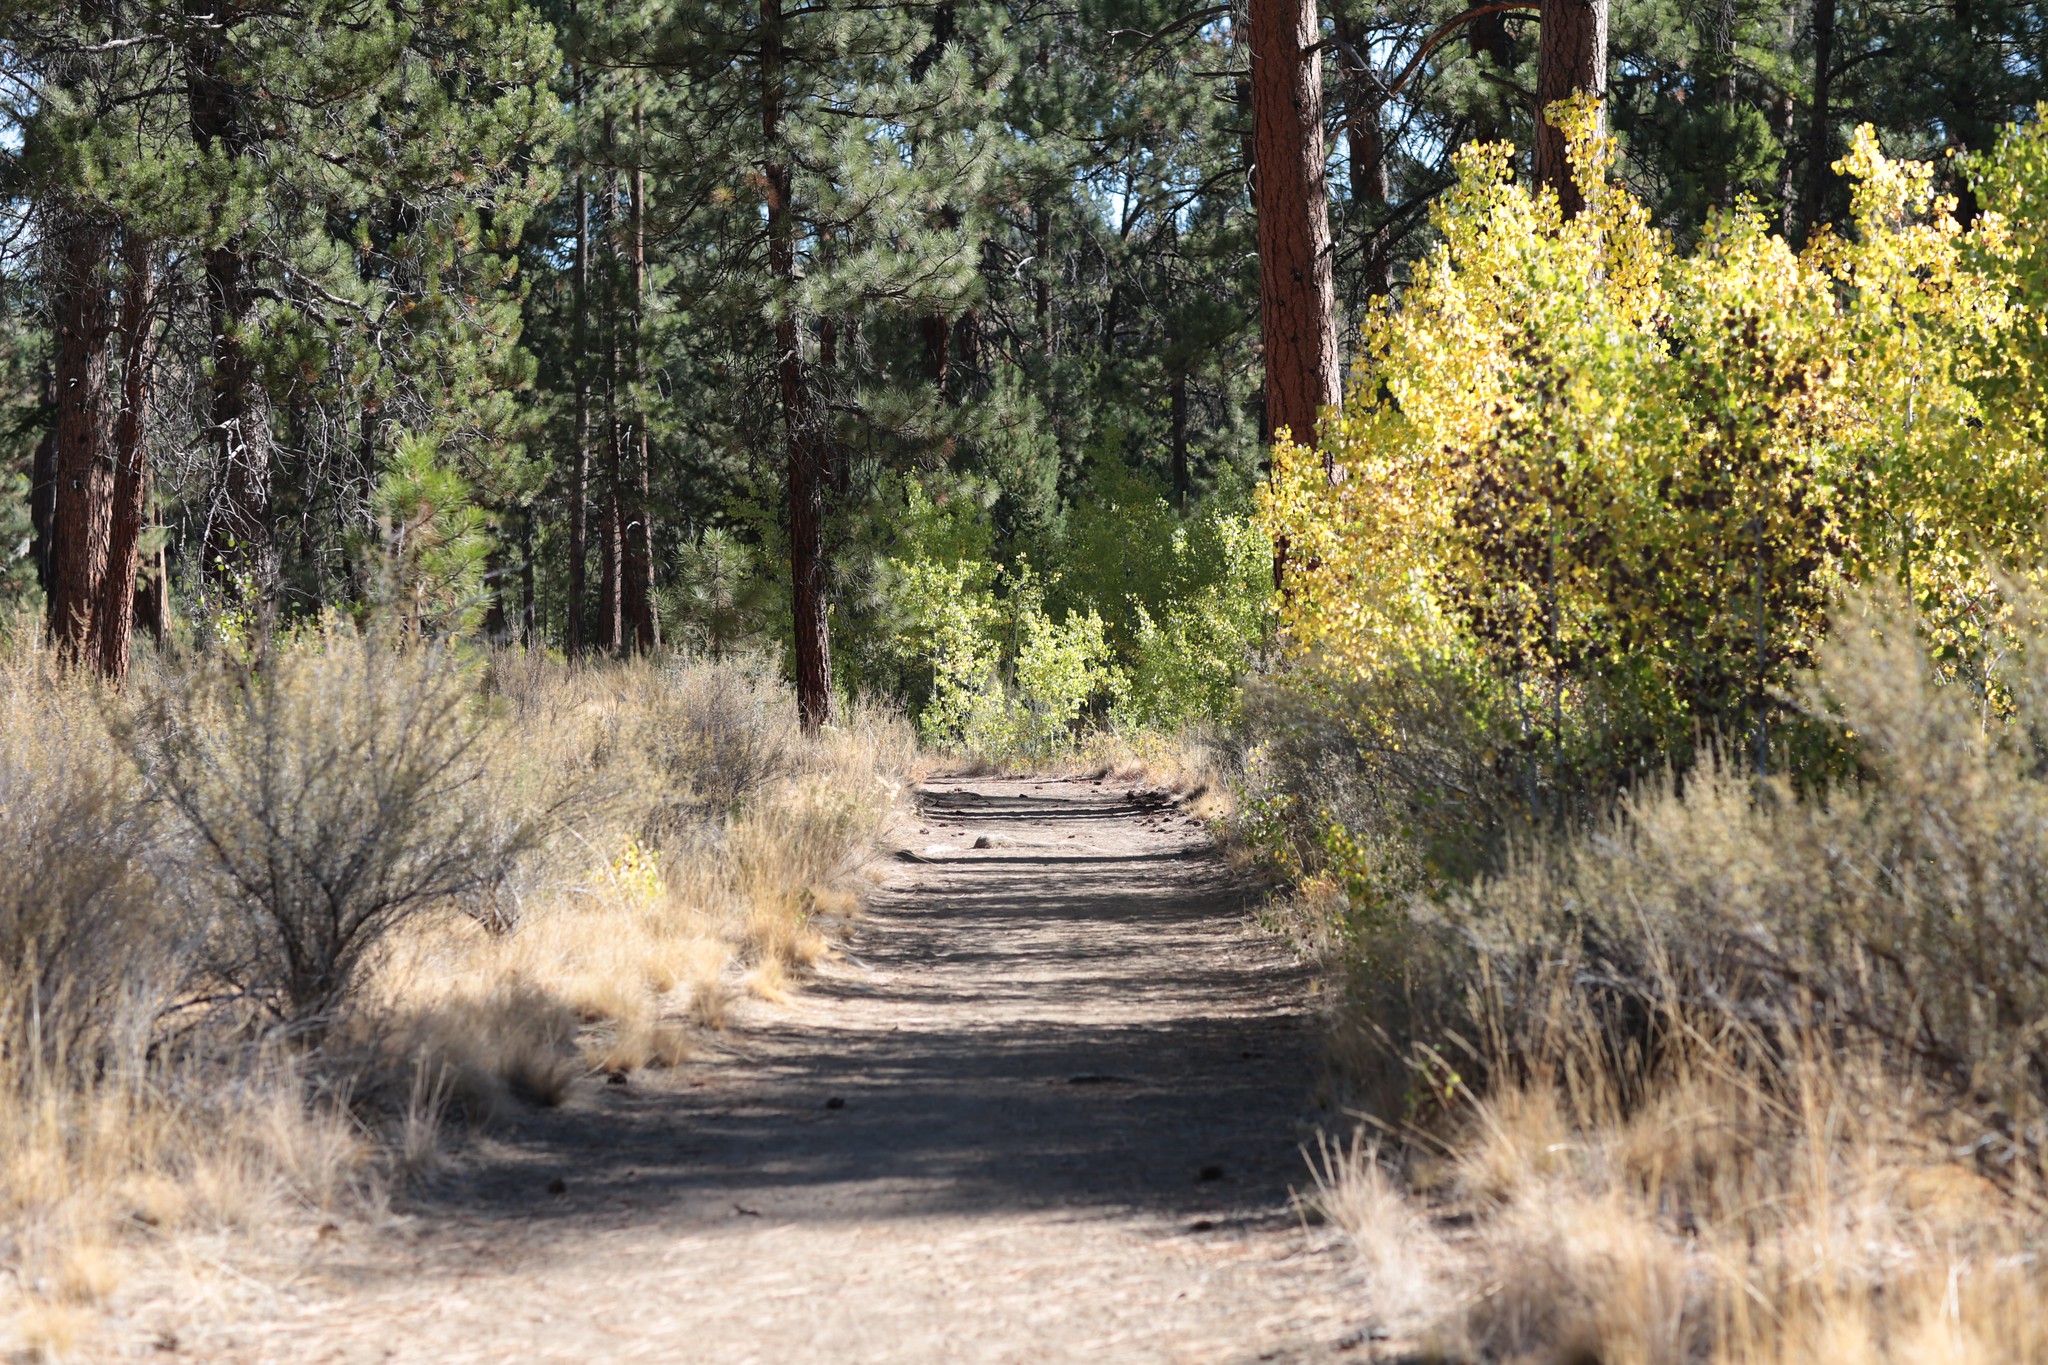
[1250,0,1341,450]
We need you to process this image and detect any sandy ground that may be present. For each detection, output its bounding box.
[109,775,1366,1363]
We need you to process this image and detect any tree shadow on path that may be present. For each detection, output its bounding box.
[412,776,1322,1242]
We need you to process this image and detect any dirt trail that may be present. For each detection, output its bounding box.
[136,776,1363,1363]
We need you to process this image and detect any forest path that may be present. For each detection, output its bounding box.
[145,775,1364,1364]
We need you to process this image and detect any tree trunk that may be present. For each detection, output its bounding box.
[46,214,114,663]
[624,99,657,654]
[600,421,623,654]
[1034,201,1054,357]
[1034,39,1054,358]
[1250,0,1341,453]
[567,76,590,657]
[1170,369,1190,512]
[1534,0,1608,217]
[764,0,832,730]
[921,313,952,392]
[96,235,160,684]
[1711,0,1738,209]
[600,142,624,655]
[519,511,537,646]
[1801,0,1835,239]
[483,542,508,641]
[134,534,169,642]
[915,3,957,396]
[30,362,56,598]
[1775,61,1798,236]
[188,0,277,600]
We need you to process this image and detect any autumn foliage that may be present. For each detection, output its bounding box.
[1262,99,2048,791]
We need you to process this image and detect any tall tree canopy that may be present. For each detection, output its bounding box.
[0,0,2038,699]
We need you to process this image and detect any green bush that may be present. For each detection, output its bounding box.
[876,461,1273,756]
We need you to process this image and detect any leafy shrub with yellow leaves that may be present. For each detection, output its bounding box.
[1261,100,2046,820]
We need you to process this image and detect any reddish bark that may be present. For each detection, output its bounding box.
[1534,0,1609,217]
[97,236,161,685]
[1250,0,1341,453]
[46,215,113,662]
[763,0,832,730]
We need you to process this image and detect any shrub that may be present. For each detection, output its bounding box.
[583,652,800,837]
[0,652,178,1069]
[1055,453,1274,730]
[886,518,1121,760]
[1261,103,2038,804]
[881,467,1271,757]
[128,630,539,1031]
[1341,592,2048,1156]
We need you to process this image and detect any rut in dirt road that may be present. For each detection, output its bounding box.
[161,775,1364,1364]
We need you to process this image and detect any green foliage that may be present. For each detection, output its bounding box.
[890,546,1004,749]
[1003,570,1120,756]
[1051,448,1273,731]
[880,485,1115,759]
[366,437,493,636]
[873,465,1269,757]
[1969,110,2048,459]
[667,529,782,659]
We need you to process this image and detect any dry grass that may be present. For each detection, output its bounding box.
[1294,593,2048,1362]
[1313,1061,2048,1364]
[0,632,913,1356]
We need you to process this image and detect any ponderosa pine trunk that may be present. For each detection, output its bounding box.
[763,0,832,730]
[567,72,591,657]
[46,213,113,662]
[96,235,160,685]
[1250,0,1341,454]
[1534,0,1608,216]
[624,100,657,654]
[134,535,168,642]
[30,363,56,598]
[519,512,537,646]
[599,141,624,655]
[188,0,277,599]
[1033,43,1054,359]
[600,383,623,653]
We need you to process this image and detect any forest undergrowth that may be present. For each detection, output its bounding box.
[1264,604,2048,1363]
[1238,110,2048,1364]
[0,628,914,1357]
